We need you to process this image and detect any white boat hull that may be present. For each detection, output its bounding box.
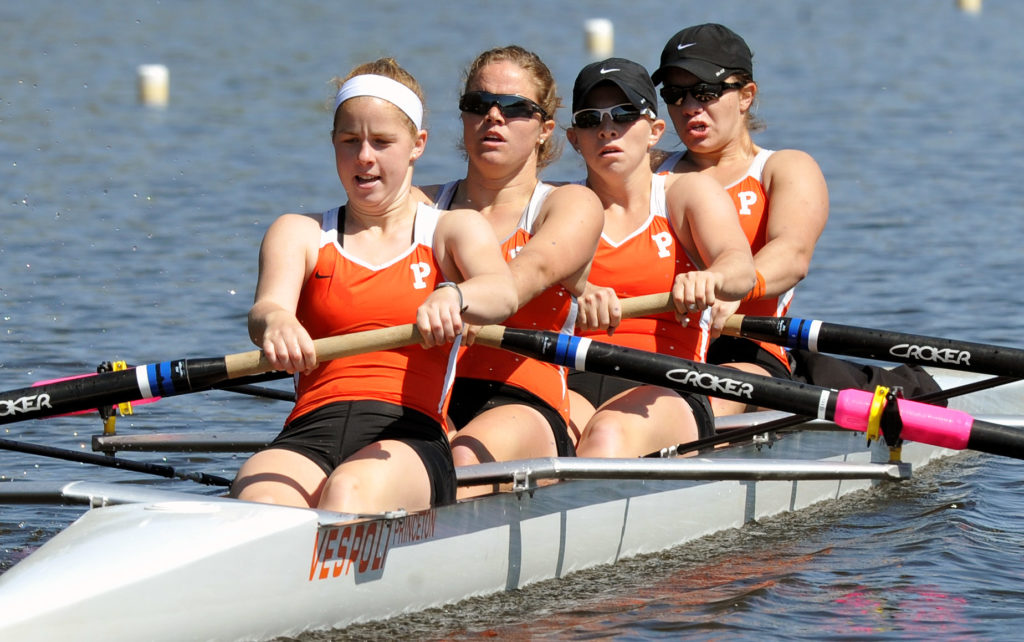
[0,368,1020,640]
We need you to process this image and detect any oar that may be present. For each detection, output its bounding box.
[661,374,1022,458]
[723,315,1024,377]
[0,292,676,426]
[0,324,422,424]
[472,327,1024,461]
[0,437,231,486]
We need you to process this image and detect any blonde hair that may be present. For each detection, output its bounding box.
[331,57,426,136]
[462,45,562,169]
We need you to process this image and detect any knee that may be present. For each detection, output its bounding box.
[450,441,481,467]
[318,472,362,512]
[577,415,626,458]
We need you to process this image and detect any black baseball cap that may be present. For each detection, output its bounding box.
[651,23,753,85]
[572,57,658,116]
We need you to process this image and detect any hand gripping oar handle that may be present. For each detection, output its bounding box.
[472,327,1024,461]
[723,314,1024,378]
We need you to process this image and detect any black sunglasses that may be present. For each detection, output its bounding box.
[458,90,549,120]
[659,81,746,106]
[571,103,652,129]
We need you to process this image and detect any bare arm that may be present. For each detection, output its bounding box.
[757,149,829,296]
[421,209,517,347]
[668,173,756,311]
[247,213,321,373]
[508,183,603,302]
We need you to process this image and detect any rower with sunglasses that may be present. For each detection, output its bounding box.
[420,46,603,497]
[652,23,830,416]
[565,58,754,458]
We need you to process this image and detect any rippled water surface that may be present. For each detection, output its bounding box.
[2,0,1024,638]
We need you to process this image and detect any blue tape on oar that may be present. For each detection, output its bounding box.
[554,332,575,367]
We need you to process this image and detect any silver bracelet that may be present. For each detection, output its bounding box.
[435,281,468,313]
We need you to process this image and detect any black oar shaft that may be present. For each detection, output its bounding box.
[474,327,1024,461]
[0,437,230,486]
[727,315,1024,377]
[0,358,228,425]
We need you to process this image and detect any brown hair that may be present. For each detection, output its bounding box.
[462,45,562,169]
[330,57,426,136]
[730,72,765,134]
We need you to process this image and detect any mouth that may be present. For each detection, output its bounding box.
[481,130,506,144]
[599,145,623,157]
[687,121,709,136]
[354,174,380,186]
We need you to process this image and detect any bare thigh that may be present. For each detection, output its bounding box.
[567,389,595,446]
[450,403,557,466]
[318,439,431,515]
[710,362,772,417]
[231,448,327,508]
[576,385,699,458]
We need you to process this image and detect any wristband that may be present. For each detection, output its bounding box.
[743,270,766,302]
[435,281,468,313]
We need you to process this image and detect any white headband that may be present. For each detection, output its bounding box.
[333,74,423,130]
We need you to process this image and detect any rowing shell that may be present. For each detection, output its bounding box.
[0,368,1020,641]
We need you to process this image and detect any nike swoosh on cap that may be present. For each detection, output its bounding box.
[677,42,697,50]
[600,67,620,74]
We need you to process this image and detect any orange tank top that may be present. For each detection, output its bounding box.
[580,173,710,362]
[659,149,791,370]
[433,181,576,421]
[286,203,457,427]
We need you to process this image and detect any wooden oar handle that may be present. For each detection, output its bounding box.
[721,314,745,337]
[619,292,673,318]
[223,324,424,379]
[222,293,677,380]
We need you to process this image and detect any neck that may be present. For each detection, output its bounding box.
[586,161,653,217]
[684,130,758,170]
[345,179,419,233]
[458,162,539,216]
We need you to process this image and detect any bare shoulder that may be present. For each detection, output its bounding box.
[764,148,824,177]
[546,182,601,208]
[437,207,491,236]
[665,169,723,194]
[265,211,322,236]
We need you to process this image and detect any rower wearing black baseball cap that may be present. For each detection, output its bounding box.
[565,57,755,457]
[651,24,830,417]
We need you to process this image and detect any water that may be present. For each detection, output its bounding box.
[2,0,1023,638]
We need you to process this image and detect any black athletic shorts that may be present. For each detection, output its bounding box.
[447,377,576,457]
[267,400,456,506]
[706,335,793,380]
[566,370,715,439]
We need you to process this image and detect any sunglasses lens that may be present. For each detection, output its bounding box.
[495,97,534,119]
[458,92,488,115]
[610,107,642,124]
[460,92,543,119]
[661,83,741,105]
[692,86,721,103]
[573,109,602,128]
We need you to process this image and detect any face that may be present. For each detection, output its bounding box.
[661,68,753,152]
[332,96,426,210]
[567,83,663,177]
[461,60,555,168]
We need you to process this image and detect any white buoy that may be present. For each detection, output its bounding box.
[137,64,169,107]
[956,0,982,13]
[584,18,614,60]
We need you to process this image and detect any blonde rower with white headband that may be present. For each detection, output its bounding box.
[231,58,517,513]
